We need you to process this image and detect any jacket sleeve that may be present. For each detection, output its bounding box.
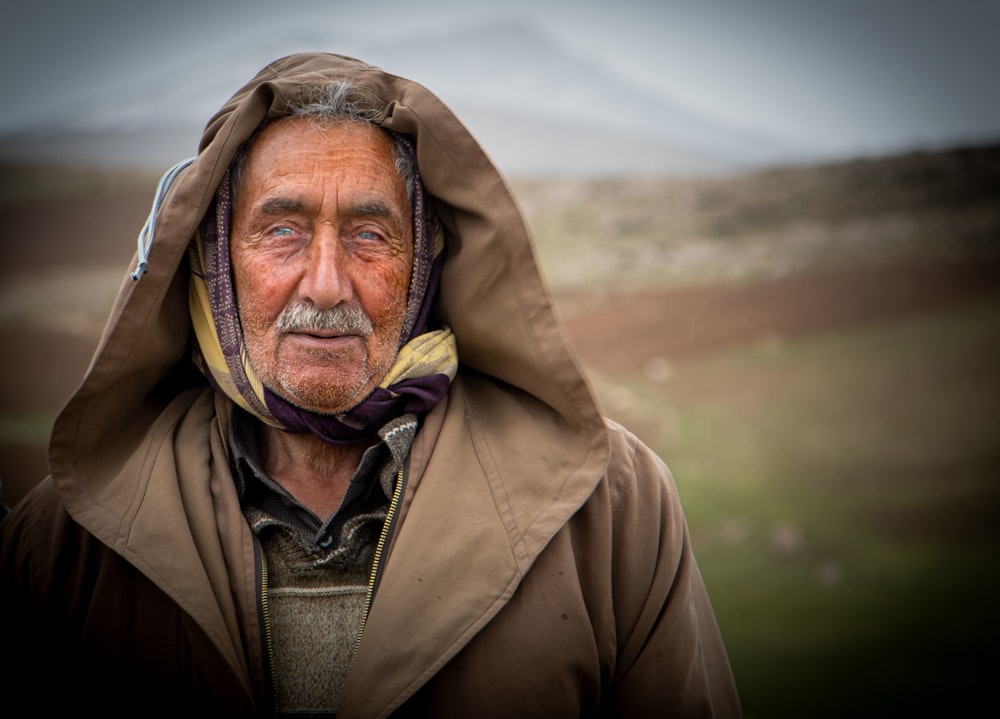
[0,478,72,694]
[603,420,741,717]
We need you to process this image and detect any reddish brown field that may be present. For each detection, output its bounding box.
[2,171,997,505]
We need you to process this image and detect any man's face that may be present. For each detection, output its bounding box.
[230,117,413,414]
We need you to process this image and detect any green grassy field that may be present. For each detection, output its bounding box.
[2,149,998,715]
[589,298,1000,717]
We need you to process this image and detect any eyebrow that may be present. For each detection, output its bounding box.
[254,197,310,218]
[345,200,405,223]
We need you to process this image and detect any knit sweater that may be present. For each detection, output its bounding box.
[232,411,418,715]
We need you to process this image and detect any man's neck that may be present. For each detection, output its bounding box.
[256,423,372,519]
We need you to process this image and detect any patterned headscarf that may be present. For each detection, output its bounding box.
[189,133,457,444]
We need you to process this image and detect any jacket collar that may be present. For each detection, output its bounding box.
[343,371,607,715]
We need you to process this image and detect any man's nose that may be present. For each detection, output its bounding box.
[298,234,352,309]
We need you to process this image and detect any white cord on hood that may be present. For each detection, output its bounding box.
[131,156,197,281]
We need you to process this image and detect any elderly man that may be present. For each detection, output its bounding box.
[0,54,740,717]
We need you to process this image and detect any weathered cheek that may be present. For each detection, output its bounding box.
[391,259,412,296]
[381,262,413,313]
[233,259,292,324]
[230,247,255,296]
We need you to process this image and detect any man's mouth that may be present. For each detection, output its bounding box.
[296,328,353,339]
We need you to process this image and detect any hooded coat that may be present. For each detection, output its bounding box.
[0,53,739,717]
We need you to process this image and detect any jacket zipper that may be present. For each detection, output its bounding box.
[352,465,406,659]
[259,548,280,716]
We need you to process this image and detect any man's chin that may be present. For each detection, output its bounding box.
[275,378,373,416]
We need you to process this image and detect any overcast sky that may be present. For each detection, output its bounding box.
[2,0,998,160]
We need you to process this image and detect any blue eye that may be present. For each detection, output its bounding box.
[273,227,294,237]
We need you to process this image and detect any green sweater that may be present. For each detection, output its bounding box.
[234,412,418,715]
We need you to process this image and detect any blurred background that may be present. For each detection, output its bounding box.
[2,0,998,715]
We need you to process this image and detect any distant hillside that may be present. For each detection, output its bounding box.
[514,142,1000,292]
[1,141,997,294]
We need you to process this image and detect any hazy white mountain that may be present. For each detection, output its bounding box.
[0,18,801,178]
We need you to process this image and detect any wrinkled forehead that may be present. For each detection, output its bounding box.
[235,119,411,222]
[230,114,417,211]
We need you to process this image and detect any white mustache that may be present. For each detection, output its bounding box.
[276,302,374,336]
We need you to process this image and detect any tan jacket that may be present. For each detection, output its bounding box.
[0,53,739,717]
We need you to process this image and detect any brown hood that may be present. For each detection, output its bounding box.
[22,54,745,719]
[50,52,608,555]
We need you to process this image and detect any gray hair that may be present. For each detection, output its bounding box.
[230,80,416,204]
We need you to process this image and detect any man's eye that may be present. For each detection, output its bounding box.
[271,226,295,237]
[356,230,384,242]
